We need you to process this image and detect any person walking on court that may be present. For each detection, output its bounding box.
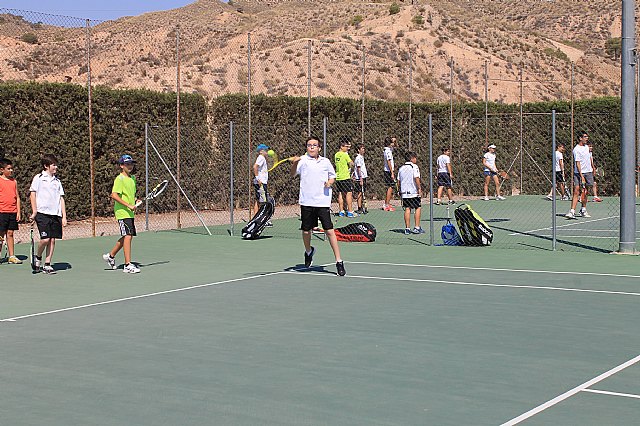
[30,154,67,274]
[382,136,397,211]
[436,147,455,205]
[566,132,593,219]
[334,141,357,217]
[547,142,568,200]
[0,157,22,264]
[587,141,603,202]
[397,151,424,235]
[482,144,505,201]
[291,136,345,276]
[252,143,273,226]
[353,143,368,214]
[103,154,142,274]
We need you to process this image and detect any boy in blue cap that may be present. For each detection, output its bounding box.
[253,143,272,226]
[103,154,141,274]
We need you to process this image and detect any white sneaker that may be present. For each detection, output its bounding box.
[483,196,490,201]
[496,195,506,200]
[42,264,56,274]
[561,196,569,201]
[123,263,141,274]
[565,211,575,219]
[580,210,591,218]
[546,194,553,201]
[102,253,116,270]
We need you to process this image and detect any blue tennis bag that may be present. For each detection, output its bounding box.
[441,219,463,246]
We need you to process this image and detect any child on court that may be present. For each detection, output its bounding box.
[30,154,67,274]
[253,143,270,214]
[334,141,357,217]
[436,147,455,205]
[482,144,505,201]
[547,143,567,200]
[291,136,346,276]
[397,151,424,235]
[103,154,141,274]
[353,143,368,214]
[0,158,22,264]
[382,136,397,211]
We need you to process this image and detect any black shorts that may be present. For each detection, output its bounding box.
[402,197,421,210]
[335,179,353,193]
[118,218,137,237]
[437,172,452,188]
[300,205,333,232]
[253,183,268,203]
[35,212,63,239]
[0,212,19,232]
[555,171,565,183]
[354,178,367,194]
[383,171,395,187]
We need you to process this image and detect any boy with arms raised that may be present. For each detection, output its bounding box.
[291,136,345,276]
[30,154,67,274]
[103,154,141,274]
[0,158,22,264]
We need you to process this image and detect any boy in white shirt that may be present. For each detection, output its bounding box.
[253,143,270,218]
[397,151,424,235]
[353,144,368,214]
[547,143,567,200]
[29,154,67,274]
[291,136,345,276]
[382,136,397,211]
[482,144,505,200]
[436,147,455,205]
[566,132,592,218]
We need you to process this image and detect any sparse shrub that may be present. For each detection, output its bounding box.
[434,39,443,48]
[284,48,294,54]
[389,3,400,15]
[412,15,424,26]
[605,37,621,60]
[21,33,38,44]
[350,15,364,27]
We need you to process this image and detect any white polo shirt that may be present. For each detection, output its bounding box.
[30,171,65,216]
[437,154,450,173]
[554,151,563,172]
[353,154,368,179]
[397,162,420,198]
[483,152,496,172]
[383,147,394,172]
[573,144,590,174]
[296,154,336,207]
[583,151,594,173]
[253,154,268,184]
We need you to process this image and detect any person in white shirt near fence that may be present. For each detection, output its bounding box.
[397,151,424,235]
[436,147,455,205]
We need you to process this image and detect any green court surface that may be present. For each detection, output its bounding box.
[2,231,640,425]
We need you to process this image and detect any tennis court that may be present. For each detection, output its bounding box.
[2,231,639,425]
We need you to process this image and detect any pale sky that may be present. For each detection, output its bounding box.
[0,1,213,21]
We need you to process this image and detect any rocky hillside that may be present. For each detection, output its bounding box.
[0,0,627,104]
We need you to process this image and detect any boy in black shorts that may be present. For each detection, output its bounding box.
[397,151,424,234]
[291,136,345,276]
[0,158,22,264]
[29,154,67,274]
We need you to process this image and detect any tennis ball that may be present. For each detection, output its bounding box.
[267,149,275,157]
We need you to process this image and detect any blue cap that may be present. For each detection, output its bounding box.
[118,154,136,164]
[256,144,269,152]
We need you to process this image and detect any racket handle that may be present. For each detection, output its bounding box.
[135,200,143,207]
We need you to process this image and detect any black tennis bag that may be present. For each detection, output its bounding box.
[454,204,493,246]
[334,222,377,242]
[242,196,275,239]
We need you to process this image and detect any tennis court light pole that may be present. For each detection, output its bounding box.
[619,0,637,254]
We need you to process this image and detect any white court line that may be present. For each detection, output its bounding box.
[346,261,640,279]
[582,389,640,400]
[284,271,640,297]
[0,271,287,323]
[501,354,640,425]
[509,215,620,236]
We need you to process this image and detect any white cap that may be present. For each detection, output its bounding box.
[488,144,497,149]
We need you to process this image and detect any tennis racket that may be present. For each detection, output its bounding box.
[498,170,509,179]
[0,234,6,264]
[135,180,169,207]
[361,184,368,214]
[268,157,294,172]
[30,221,37,272]
[595,168,605,178]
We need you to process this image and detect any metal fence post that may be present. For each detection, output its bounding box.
[323,116,327,154]
[145,123,150,231]
[449,57,454,153]
[429,114,434,246]
[408,47,413,150]
[247,32,253,218]
[230,121,235,236]
[307,39,312,137]
[85,19,95,237]
[551,110,556,250]
[176,25,182,229]
[361,44,366,144]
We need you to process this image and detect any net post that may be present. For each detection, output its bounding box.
[145,123,150,231]
[229,121,235,236]
[429,114,434,246]
[551,110,556,250]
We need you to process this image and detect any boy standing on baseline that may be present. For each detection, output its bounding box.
[353,143,368,214]
[30,154,67,274]
[103,154,141,274]
[397,151,424,235]
[0,158,22,264]
[436,147,455,205]
[291,136,346,276]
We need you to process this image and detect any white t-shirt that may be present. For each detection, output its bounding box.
[253,154,268,184]
[383,147,394,172]
[483,152,497,172]
[437,154,450,173]
[573,144,590,174]
[583,151,594,173]
[397,162,420,198]
[554,151,564,172]
[30,172,65,216]
[353,154,368,179]
[296,154,336,208]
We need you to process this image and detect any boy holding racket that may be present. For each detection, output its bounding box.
[436,147,455,205]
[30,154,67,274]
[0,158,22,264]
[291,136,345,276]
[353,144,368,214]
[397,151,424,235]
[103,154,141,274]
[482,144,505,201]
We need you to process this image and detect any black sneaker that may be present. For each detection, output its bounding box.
[336,261,346,276]
[304,246,315,268]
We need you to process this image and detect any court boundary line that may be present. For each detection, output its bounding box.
[285,271,640,297]
[346,261,640,279]
[581,388,640,400]
[0,271,290,323]
[508,215,618,236]
[501,354,640,425]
